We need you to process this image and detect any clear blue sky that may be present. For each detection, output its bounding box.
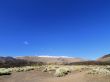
[0,0,110,59]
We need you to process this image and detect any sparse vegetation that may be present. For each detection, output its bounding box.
[87,66,110,75]
[14,66,35,72]
[1,65,110,82]
[0,66,39,75]
[11,66,37,72]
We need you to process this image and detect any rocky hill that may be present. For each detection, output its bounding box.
[1,54,110,68]
[0,56,43,68]
[16,56,85,65]
[97,54,110,62]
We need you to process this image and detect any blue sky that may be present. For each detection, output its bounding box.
[0,0,110,59]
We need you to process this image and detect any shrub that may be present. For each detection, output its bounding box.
[42,68,48,72]
[55,67,71,77]
[15,68,24,72]
[23,66,34,71]
[87,67,110,75]
[0,68,11,75]
[42,65,58,72]
[13,66,35,72]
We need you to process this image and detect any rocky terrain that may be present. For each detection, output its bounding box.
[16,56,85,65]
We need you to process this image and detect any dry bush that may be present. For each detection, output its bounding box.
[54,67,71,77]
[42,65,59,72]
[0,68,11,75]
[87,66,110,75]
[12,66,36,72]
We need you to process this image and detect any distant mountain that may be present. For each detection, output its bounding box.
[0,56,31,67]
[0,56,85,67]
[0,56,16,62]
[0,56,43,68]
[97,54,110,62]
[1,54,110,67]
[16,56,85,64]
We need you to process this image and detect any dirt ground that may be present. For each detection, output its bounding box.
[0,70,110,82]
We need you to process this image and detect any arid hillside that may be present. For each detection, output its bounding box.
[0,57,43,68]
[16,56,85,64]
[97,54,110,62]
[1,54,110,68]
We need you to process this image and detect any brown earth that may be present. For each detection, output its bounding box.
[0,70,110,82]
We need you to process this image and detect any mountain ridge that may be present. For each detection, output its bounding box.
[97,54,110,62]
[16,56,85,64]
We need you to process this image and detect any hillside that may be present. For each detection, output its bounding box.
[1,54,110,68]
[16,56,85,65]
[0,56,43,68]
[97,54,110,62]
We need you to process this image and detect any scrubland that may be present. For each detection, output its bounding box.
[0,65,110,82]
